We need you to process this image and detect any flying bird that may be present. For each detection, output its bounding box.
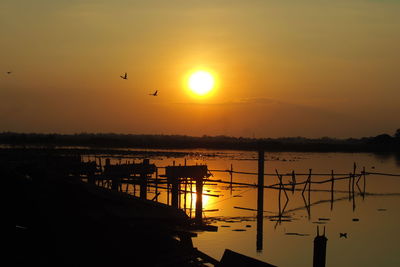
[120,72,127,80]
[339,233,347,238]
[149,90,158,96]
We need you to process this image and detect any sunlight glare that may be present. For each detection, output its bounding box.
[188,71,215,96]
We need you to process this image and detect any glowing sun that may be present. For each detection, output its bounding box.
[188,71,215,96]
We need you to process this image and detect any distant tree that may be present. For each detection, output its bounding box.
[371,134,393,144]
[395,129,400,139]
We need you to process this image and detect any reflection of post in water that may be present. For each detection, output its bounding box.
[257,150,264,252]
[275,169,289,227]
[313,226,328,267]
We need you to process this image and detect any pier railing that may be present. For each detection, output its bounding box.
[79,153,399,228]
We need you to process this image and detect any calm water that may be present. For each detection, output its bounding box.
[87,150,400,266]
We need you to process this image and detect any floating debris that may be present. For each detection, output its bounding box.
[312,222,327,224]
[377,208,387,211]
[234,206,257,211]
[339,233,348,238]
[233,195,243,197]
[285,232,309,236]
[352,218,359,222]
[220,225,231,228]
[232,229,246,232]
[203,209,219,212]
[245,225,252,228]
[318,218,330,221]
[269,219,292,222]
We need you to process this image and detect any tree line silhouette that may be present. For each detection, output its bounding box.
[1,130,399,152]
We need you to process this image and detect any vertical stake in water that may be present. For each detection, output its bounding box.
[171,176,179,209]
[313,226,328,267]
[291,170,296,193]
[352,163,356,211]
[140,159,149,200]
[257,149,264,251]
[195,177,203,224]
[190,179,193,218]
[362,166,366,200]
[330,170,334,211]
[230,164,233,196]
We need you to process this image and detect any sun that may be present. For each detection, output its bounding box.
[188,71,215,96]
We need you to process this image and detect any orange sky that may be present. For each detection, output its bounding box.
[1,0,399,138]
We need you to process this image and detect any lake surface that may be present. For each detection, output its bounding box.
[85,150,400,266]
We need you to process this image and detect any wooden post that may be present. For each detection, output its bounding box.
[330,170,334,211]
[308,169,312,209]
[195,177,203,224]
[140,159,149,200]
[230,164,233,195]
[313,226,328,267]
[352,163,356,210]
[178,181,181,209]
[291,170,296,193]
[167,182,170,206]
[184,179,187,212]
[362,166,366,200]
[190,179,193,218]
[111,175,120,191]
[257,150,264,251]
[155,167,159,202]
[98,157,102,172]
[275,169,282,224]
[171,176,179,209]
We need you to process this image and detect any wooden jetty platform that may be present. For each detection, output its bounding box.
[9,148,275,266]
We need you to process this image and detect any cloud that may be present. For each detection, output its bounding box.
[174,97,278,106]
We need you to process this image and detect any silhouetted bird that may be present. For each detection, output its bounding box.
[149,90,158,96]
[339,233,347,238]
[120,72,127,80]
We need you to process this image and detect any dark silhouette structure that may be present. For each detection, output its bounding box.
[257,150,264,251]
[1,132,399,152]
[313,226,328,267]
[218,249,276,267]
